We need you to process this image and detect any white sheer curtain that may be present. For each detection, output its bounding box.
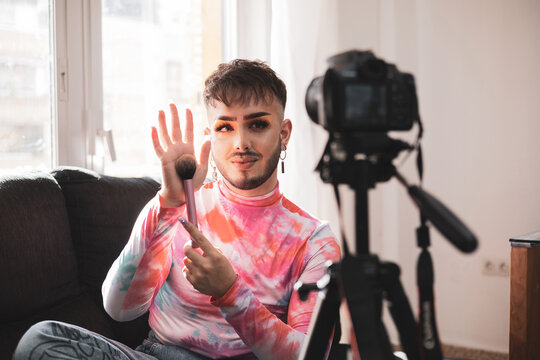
[269,0,357,344]
[271,0,344,246]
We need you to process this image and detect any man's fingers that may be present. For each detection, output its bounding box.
[151,126,165,158]
[179,217,214,254]
[182,266,193,282]
[158,110,173,148]
[183,257,193,270]
[170,104,182,143]
[183,241,205,264]
[184,108,194,144]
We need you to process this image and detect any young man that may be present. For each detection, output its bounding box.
[14,60,340,360]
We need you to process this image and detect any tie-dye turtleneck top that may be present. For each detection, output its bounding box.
[102,179,341,359]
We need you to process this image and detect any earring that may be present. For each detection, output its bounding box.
[210,155,218,181]
[279,144,287,174]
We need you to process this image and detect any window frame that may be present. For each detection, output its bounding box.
[53,0,103,169]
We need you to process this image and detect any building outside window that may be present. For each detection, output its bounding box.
[0,0,223,176]
[0,0,54,171]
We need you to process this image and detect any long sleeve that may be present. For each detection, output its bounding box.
[102,194,184,321]
[211,224,341,360]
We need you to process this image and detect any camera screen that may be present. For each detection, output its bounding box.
[344,84,386,127]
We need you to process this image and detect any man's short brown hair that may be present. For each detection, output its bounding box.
[203,59,287,110]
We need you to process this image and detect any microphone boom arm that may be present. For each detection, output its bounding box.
[394,169,478,253]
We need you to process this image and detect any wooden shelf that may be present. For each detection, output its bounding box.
[509,231,540,360]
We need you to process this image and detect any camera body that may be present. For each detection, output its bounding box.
[305,50,419,133]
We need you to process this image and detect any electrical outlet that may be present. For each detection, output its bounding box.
[482,259,509,277]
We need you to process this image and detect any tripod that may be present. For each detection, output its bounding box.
[297,134,477,360]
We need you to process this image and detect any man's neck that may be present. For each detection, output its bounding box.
[223,174,278,197]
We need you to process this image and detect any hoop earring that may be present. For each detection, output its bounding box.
[279,144,287,174]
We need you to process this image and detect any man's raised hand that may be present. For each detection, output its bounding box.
[151,104,211,208]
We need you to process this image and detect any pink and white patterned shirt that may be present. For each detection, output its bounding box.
[102,179,341,359]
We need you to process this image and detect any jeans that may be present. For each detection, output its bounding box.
[12,320,213,360]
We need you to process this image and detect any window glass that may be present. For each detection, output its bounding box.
[0,0,54,171]
[101,0,222,177]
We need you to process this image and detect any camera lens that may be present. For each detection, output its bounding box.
[305,76,323,124]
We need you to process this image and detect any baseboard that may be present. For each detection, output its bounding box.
[442,344,508,360]
[390,343,508,360]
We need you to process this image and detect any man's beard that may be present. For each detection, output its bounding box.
[217,140,281,191]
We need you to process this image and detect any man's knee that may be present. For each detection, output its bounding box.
[13,320,68,360]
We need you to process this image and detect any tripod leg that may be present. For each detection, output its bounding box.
[342,255,395,360]
[298,271,341,360]
[382,262,420,360]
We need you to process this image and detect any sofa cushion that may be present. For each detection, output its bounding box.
[51,167,159,347]
[0,171,81,322]
[51,167,161,292]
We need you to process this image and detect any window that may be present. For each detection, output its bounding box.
[0,0,54,171]
[0,0,224,175]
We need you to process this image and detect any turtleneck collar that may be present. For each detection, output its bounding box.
[217,179,282,207]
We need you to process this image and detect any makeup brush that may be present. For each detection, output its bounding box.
[175,154,198,244]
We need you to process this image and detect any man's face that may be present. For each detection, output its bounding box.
[207,98,291,196]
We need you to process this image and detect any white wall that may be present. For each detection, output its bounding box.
[335,0,540,353]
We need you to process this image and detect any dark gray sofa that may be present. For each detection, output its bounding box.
[0,166,161,359]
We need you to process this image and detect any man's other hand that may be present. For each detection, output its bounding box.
[179,217,238,298]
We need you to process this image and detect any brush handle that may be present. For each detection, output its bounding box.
[183,179,199,249]
[183,179,198,228]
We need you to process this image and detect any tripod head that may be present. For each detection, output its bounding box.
[316,131,478,254]
[316,132,411,190]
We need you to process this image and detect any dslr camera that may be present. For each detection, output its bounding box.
[305,50,419,133]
